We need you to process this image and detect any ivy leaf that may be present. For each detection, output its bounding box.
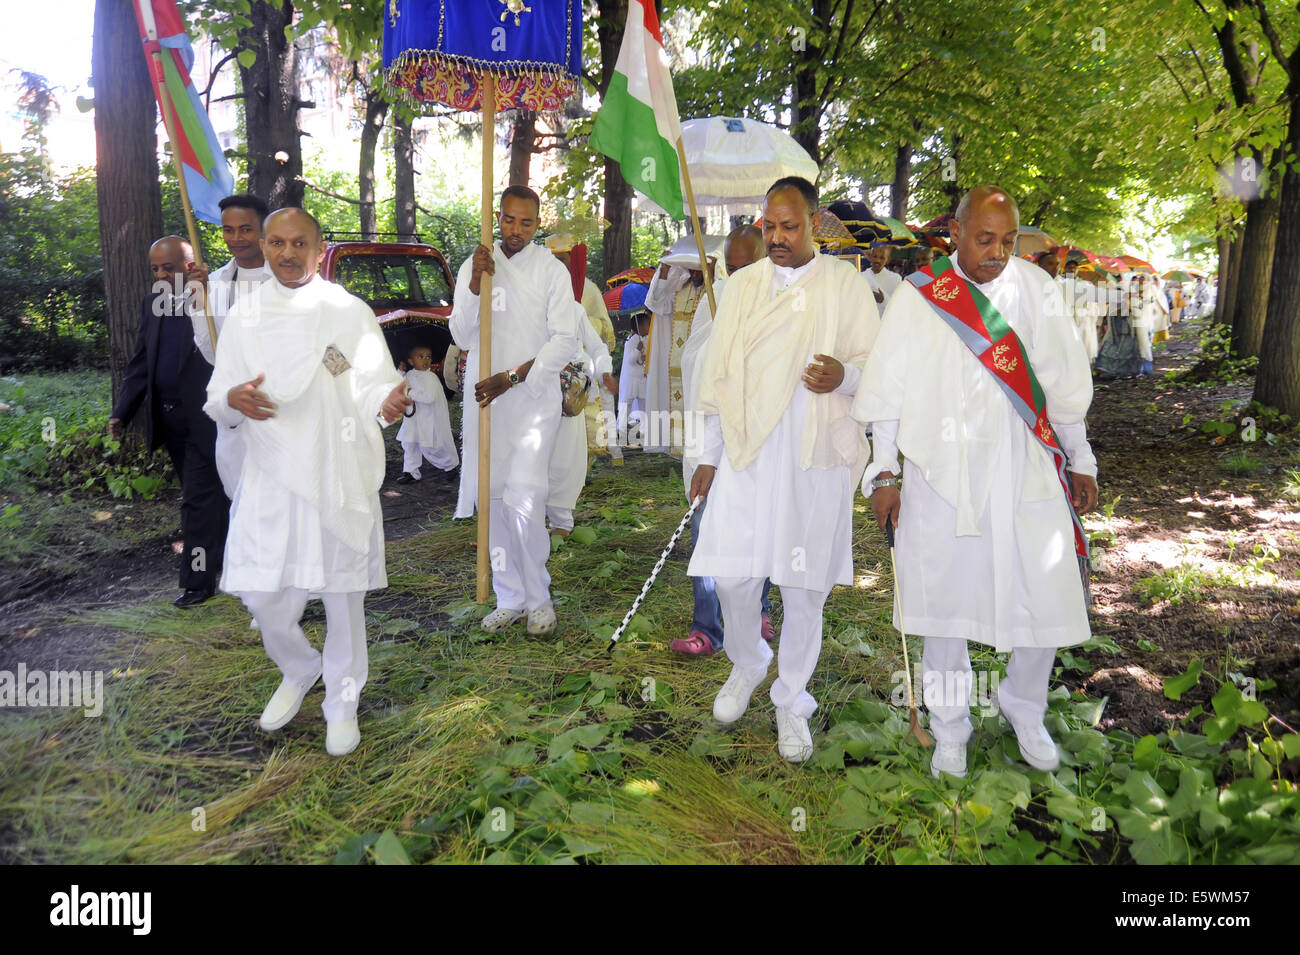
[1163,659,1203,700]
[236,49,257,69]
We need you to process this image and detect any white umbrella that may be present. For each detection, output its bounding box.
[638,116,820,218]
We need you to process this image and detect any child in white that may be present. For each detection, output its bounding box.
[397,345,458,482]
[618,311,650,447]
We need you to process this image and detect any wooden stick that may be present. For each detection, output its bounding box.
[476,75,496,605]
[148,45,217,349]
[675,138,715,315]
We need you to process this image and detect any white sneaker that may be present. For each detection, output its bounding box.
[527,601,557,634]
[258,665,322,731]
[325,717,360,757]
[713,664,768,724]
[998,685,1061,771]
[481,607,527,633]
[775,707,814,763]
[930,740,968,779]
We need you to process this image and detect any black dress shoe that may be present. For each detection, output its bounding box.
[396,472,416,485]
[174,587,215,608]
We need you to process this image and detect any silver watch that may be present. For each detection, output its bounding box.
[870,476,898,492]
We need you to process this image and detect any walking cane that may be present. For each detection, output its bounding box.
[885,516,933,748]
[605,496,702,653]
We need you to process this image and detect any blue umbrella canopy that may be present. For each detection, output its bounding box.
[383,0,583,110]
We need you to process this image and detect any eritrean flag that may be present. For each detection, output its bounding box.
[133,0,234,224]
[589,0,684,220]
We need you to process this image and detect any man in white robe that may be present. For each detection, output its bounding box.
[644,236,723,456]
[689,178,880,762]
[546,234,622,468]
[450,186,580,635]
[204,208,409,757]
[545,301,617,534]
[673,224,776,656]
[188,194,274,498]
[854,186,1099,780]
[1060,271,1100,362]
[866,243,901,315]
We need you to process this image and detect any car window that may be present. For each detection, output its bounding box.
[333,253,453,309]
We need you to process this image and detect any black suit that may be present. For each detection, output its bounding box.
[113,292,229,592]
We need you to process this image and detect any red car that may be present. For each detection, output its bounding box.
[320,238,460,390]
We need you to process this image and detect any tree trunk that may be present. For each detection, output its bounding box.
[1230,186,1279,358]
[1219,227,1245,332]
[94,0,163,403]
[237,1,304,209]
[392,111,413,240]
[1214,229,1231,324]
[942,134,963,214]
[359,89,387,241]
[789,0,829,169]
[890,142,912,220]
[597,0,631,278]
[394,112,416,242]
[1253,82,1300,417]
[508,109,537,187]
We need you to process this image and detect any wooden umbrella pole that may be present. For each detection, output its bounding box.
[148,44,217,348]
[675,138,715,314]
[476,75,496,605]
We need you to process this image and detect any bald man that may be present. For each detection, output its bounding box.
[205,207,410,757]
[673,224,776,656]
[110,235,229,607]
[855,186,1098,781]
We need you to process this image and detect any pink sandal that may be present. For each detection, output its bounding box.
[670,631,716,656]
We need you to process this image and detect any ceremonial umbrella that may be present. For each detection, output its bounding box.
[384,0,583,604]
[637,116,820,218]
[1119,254,1157,274]
[1162,269,1201,283]
[605,267,656,289]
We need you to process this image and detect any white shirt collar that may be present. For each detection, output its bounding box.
[772,254,818,290]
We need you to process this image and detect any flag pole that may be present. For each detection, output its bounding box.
[476,75,496,605]
[139,0,218,348]
[675,138,715,315]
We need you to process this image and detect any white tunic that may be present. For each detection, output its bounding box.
[618,333,648,401]
[450,241,580,517]
[548,302,615,512]
[396,368,458,469]
[189,258,274,498]
[204,275,402,594]
[687,259,864,592]
[870,266,902,314]
[854,255,1097,651]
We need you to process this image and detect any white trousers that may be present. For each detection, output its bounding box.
[921,635,1055,744]
[402,441,457,478]
[242,588,367,722]
[546,505,574,533]
[490,492,551,612]
[618,399,645,446]
[715,576,828,719]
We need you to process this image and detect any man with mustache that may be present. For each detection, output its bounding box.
[450,185,580,635]
[854,186,1099,780]
[689,178,881,762]
[204,207,410,757]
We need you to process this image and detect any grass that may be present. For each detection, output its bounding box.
[2,376,1298,865]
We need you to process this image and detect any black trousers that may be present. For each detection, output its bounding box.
[159,401,229,592]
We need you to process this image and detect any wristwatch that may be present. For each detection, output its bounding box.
[870,475,898,492]
[506,368,520,387]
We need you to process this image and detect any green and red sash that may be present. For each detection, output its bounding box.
[907,257,1088,561]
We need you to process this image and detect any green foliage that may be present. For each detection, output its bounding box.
[0,373,172,501]
[0,152,105,370]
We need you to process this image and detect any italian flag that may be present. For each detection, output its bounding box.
[590,0,684,219]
